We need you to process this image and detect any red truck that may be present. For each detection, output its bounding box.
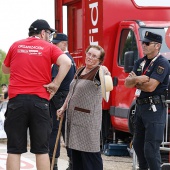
[54,0,170,143]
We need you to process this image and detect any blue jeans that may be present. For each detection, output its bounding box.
[133,102,166,170]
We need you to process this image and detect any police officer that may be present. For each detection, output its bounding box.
[125,31,170,170]
[49,33,76,170]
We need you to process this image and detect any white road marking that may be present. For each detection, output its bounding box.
[0,144,68,170]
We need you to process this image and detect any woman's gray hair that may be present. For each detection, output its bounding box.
[85,45,105,63]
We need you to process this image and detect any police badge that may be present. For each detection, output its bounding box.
[157,66,164,74]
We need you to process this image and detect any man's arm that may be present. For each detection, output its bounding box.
[125,71,159,92]
[44,54,71,97]
[125,71,149,88]
[136,78,160,92]
[53,54,72,86]
[2,63,10,74]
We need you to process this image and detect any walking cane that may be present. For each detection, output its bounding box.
[50,115,64,170]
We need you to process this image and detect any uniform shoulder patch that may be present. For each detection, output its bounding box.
[157,66,165,74]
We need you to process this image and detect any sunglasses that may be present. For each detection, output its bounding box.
[142,41,158,46]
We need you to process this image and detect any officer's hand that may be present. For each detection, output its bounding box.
[137,75,149,85]
[129,71,136,77]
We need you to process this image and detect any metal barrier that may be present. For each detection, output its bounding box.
[160,100,170,168]
[132,100,170,170]
[132,148,138,170]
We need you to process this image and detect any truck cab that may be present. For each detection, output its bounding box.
[54,0,170,142]
[111,20,170,135]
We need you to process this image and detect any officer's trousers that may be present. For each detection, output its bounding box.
[133,102,166,170]
[49,91,72,158]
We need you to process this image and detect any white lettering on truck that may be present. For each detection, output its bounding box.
[89,2,99,45]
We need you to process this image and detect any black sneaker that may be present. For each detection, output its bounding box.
[53,164,58,170]
[50,157,58,170]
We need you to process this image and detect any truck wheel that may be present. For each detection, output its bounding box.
[162,165,170,170]
[128,105,135,135]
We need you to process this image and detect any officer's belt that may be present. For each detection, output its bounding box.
[136,95,165,105]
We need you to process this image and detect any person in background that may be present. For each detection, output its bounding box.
[2,19,71,170]
[57,45,112,170]
[125,31,170,170]
[49,33,76,170]
[1,84,8,101]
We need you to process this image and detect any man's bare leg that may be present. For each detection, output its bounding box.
[6,154,21,170]
[36,154,50,170]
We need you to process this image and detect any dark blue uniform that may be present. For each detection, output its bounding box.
[132,54,170,170]
[49,52,76,159]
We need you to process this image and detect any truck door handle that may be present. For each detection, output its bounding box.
[113,77,118,86]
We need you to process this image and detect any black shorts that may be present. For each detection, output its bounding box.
[4,94,52,154]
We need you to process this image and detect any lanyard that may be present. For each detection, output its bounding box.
[141,53,160,75]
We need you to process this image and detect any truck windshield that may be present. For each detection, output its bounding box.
[139,28,170,60]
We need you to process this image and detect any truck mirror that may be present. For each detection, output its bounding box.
[124,51,134,73]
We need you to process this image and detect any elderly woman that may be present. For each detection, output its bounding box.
[57,45,110,170]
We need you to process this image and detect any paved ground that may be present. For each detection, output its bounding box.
[0,139,134,170]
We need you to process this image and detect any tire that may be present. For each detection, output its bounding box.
[162,165,170,170]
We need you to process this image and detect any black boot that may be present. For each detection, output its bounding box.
[50,157,58,170]
[53,162,58,170]
[66,157,72,170]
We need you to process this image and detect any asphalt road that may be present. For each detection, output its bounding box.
[0,139,133,170]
